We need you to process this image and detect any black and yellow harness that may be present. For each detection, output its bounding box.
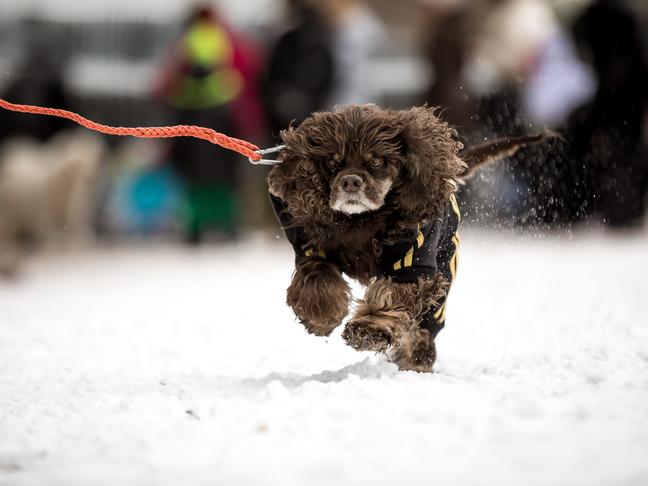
[376,194,460,337]
[271,194,461,338]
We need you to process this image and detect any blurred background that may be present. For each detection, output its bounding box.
[0,0,647,275]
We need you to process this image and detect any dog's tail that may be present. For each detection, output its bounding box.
[458,129,557,179]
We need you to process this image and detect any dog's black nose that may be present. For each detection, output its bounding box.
[340,175,363,193]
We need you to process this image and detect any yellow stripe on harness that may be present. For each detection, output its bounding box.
[416,229,424,249]
[449,233,460,280]
[403,246,414,267]
[305,248,325,258]
[449,193,461,221]
[434,302,447,322]
[393,228,425,271]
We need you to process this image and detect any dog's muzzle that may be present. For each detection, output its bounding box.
[330,176,392,215]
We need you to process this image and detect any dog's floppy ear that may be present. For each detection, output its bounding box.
[266,121,335,225]
[266,121,315,201]
[266,153,294,201]
[266,148,320,203]
[392,106,465,219]
[459,130,556,179]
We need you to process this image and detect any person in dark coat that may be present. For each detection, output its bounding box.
[157,5,248,243]
[261,0,335,136]
[563,0,648,226]
[528,0,648,226]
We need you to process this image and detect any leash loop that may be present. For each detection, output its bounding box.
[248,145,286,165]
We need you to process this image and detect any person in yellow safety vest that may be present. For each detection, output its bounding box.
[157,5,247,243]
[165,10,243,110]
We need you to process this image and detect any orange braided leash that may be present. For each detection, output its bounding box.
[0,98,262,161]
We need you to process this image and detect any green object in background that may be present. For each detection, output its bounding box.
[167,71,242,110]
[166,20,243,110]
[185,21,230,69]
[183,184,238,243]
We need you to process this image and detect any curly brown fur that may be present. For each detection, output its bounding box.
[287,258,351,336]
[269,104,550,371]
[342,276,448,353]
[268,105,465,230]
[389,329,437,372]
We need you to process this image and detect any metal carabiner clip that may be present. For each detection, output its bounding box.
[248,145,286,165]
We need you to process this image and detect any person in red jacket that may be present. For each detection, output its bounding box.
[156,5,263,242]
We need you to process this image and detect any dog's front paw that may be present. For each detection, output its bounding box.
[389,329,436,372]
[342,317,393,352]
[287,259,350,337]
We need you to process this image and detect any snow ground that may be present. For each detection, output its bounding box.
[1,230,647,486]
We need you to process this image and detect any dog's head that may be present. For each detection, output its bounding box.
[267,105,465,225]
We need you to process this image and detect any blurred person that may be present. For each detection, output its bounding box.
[464,0,588,227]
[421,0,560,226]
[455,0,556,144]
[521,27,596,128]
[559,0,648,226]
[420,0,482,129]
[0,131,105,276]
[462,0,555,99]
[156,5,257,243]
[422,0,555,129]
[509,0,648,227]
[262,0,384,131]
[423,0,648,228]
[214,9,267,234]
[261,0,336,136]
[322,0,386,107]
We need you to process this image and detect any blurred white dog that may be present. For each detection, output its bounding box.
[0,130,105,276]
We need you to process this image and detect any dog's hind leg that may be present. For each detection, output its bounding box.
[287,258,350,336]
[342,276,447,371]
[342,278,413,353]
[388,329,437,372]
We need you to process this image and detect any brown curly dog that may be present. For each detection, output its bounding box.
[268,104,550,372]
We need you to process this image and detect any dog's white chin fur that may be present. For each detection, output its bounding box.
[330,178,392,215]
[332,198,378,215]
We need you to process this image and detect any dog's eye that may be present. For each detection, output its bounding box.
[369,158,383,169]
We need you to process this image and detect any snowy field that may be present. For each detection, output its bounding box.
[1,229,647,486]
